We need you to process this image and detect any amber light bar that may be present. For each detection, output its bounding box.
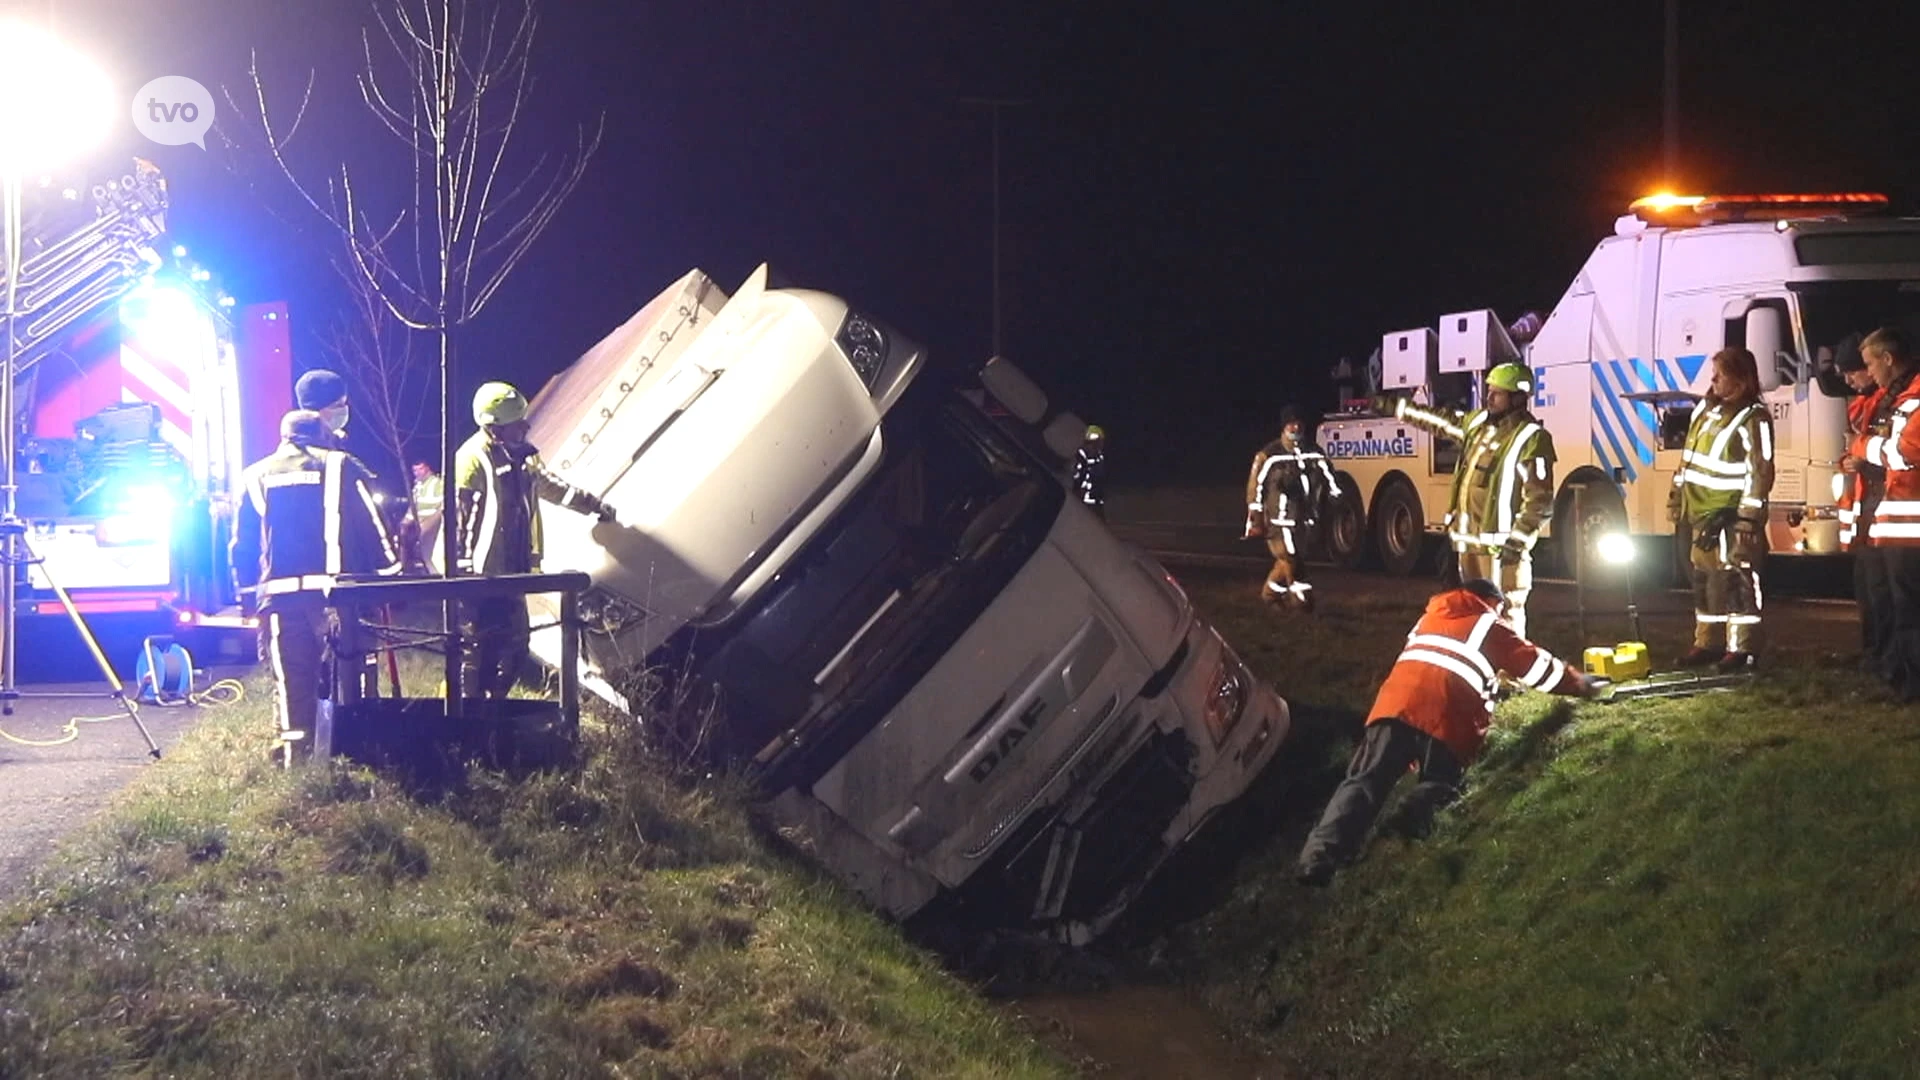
[1629,192,1890,224]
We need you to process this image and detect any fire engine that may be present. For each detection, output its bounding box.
[1316,192,1920,579]
[7,160,288,626]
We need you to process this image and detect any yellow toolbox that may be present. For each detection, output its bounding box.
[1583,642,1650,680]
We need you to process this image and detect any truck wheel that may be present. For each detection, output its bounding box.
[1371,479,1425,577]
[1551,480,1628,585]
[1325,473,1367,569]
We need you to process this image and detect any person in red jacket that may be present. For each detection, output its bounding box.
[1294,579,1597,886]
[1835,343,1888,673]
[1852,327,1920,700]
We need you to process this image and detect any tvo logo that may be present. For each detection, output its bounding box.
[131,76,214,149]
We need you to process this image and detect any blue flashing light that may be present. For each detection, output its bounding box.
[171,243,188,258]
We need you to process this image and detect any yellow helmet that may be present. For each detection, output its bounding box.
[473,381,528,426]
[1085,424,1106,440]
[1485,363,1533,394]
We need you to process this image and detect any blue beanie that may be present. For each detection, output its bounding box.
[295,369,348,409]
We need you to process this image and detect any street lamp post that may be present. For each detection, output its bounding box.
[0,20,115,701]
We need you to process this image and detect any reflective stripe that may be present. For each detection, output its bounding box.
[1407,631,1497,683]
[322,452,344,575]
[1696,613,1729,623]
[1491,422,1543,536]
[260,470,324,488]
[1520,650,1555,687]
[1462,610,1497,652]
[1396,399,1466,440]
[1399,649,1496,708]
[260,574,335,595]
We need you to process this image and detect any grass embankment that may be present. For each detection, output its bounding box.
[1146,566,1920,1077]
[0,677,1068,1078]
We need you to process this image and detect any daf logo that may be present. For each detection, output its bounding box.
[968,696,1050,783]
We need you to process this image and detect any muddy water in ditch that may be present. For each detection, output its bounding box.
[1014,984,1274,1078]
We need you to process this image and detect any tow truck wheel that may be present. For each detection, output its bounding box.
[1550,477,1628,585]
[1370,479,1425,577]
[1324,472,1367,569]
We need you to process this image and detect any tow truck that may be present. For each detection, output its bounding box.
[1318,192,1917,579]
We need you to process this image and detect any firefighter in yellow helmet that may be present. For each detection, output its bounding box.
[1379,362,1556,637]
[453,381,615,698]
[1071,424,1108,517]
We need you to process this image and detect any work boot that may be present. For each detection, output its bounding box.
[1716,651,1755,673]
[1677,646,1724,668]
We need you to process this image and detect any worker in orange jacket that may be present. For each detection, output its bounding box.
[1835,344,1887,673]
[1850,327,1920,700]
[1294,579,1596,886]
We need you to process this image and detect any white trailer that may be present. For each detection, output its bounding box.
[1317,192,1920,579]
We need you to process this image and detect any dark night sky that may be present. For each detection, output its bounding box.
[36,0,1920,482]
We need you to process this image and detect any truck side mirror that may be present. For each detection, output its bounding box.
[1745,306,1786,392]
[979,357,1049,425]
[1042,412,1086,461]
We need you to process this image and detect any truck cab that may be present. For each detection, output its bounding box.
[526,268,1288,942]
[1318,193,1920,578]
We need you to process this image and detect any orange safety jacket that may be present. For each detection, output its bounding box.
[1366,588,1584,764]
[1866,376,1920,547]
[1840,387,1884,550]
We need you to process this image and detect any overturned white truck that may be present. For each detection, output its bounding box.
[525,267,1286,941]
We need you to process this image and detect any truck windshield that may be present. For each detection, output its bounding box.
[678,373,1066,790]
[1793,280,1920,398]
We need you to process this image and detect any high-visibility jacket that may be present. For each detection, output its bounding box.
[1367,588,1583,764]
[1866,375,1920,547]
[453,429,607,575]
[1671,397,1774,527]
[1840,387,1885,550]
[1393,400,1555,553]
[1246,438,1341,531]
[231,440,401,606]
[1072,447,1107,509]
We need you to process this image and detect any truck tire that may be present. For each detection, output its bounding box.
[1324,472,1368,569]
[1371,479,1425,577]
[1550,477,1628,585]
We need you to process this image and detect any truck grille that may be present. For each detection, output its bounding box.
[1057,729,1195,921]
[973,728,1196,927]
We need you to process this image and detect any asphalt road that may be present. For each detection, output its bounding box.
[0,684,213,901]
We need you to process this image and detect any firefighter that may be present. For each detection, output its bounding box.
[1836,345,1889,675]
[1852,328,1920,700]
[231,410,401,764]
[1071,424,1107,517]
[1243,406,1341,611]
[1668,347,1775,671]
[454,381,616,699]
[1379,362,1556,637]
[1293,578,1595,887]
[294,368,352,449]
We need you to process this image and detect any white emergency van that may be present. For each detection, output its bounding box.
[524,267,1287,942]
[1315,192,1920,579]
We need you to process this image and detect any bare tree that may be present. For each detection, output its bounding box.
[229,0,604,699]
[325,247,432,484]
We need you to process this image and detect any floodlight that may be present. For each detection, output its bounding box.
[0,21,113,174]
[1597,532,1635,566]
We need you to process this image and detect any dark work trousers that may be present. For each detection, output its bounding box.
[462,596,532,700]
[1297,718,1464,872]
[1883,547,1920,701]
[1856,544,1894,678]
[266,597,329,741]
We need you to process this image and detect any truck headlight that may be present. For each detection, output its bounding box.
[836,311,888,387]
[1202,653,1248,747]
